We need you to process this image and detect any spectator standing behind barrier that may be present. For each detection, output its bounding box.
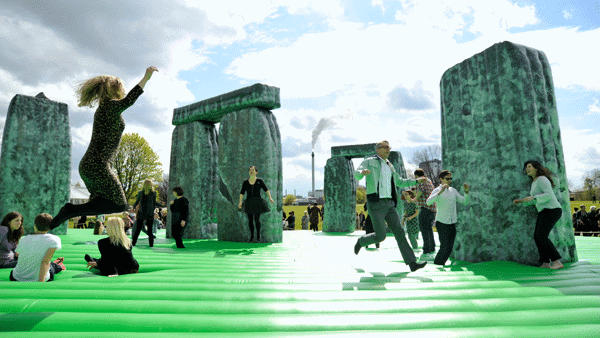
[0,212,24,269]
[308,203,321,232]
[132,180,164,248]
[76,215,87,229]
[575,205,591,231]
[401,190,420,251]
[426,170,470,266]
[85,217,139,277]
[362,203,378,249]
[301,211,309,230]
[170,187,189,249]
[238,166,275,242]
[353,141,427,272]
[412,168,437,262]
[513,160,564,269]
[10,213,66,282]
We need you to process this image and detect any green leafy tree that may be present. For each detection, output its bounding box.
[356,185,366,204]
[283,194,297,206]
[111,133,163,205]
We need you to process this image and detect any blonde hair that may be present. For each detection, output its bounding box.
[76,75,125,108]
[105,217,131,249]
[143,179,155,194]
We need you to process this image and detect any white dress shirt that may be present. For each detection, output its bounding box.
[426,186,469,224]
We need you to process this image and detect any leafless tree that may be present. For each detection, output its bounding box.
[411,145,442,186]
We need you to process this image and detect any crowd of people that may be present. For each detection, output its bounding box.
[572,204,600,233]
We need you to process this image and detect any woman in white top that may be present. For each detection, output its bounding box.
[513,160,563,269]
[426,170,470,265]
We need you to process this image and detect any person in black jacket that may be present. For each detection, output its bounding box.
[170,186,189,249]
[85,217,139,277]
[132,180,164,247]
[238,166,275,242]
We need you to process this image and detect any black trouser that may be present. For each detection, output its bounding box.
[50,197,127,229]
[247,214,261,240]
[172,221,184,248]
[434,221,456,265]
[132,216,154,247]
[0,260,18,269]
[418,207,436,254]
[534,208,563,264]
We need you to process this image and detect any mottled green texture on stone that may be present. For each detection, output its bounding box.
[167,122,219,239]
[0,94,71,235]
[331,143,377,158]
[440,41,576,265]
[173,84,281,125]
[324,157,357,233]
[217,108,283,243]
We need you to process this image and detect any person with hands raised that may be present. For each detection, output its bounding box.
[513,160,563,269]
[238,166,275,242]
[426,170,470,266]
[50,66,159,229]
[353,140,427,272]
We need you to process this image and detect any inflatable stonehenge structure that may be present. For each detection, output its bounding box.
[324,143,408,232]
[0,93,71,235]
[440,41,577,265]
[169,84,284,243]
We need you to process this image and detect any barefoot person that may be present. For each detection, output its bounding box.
[50,66,158,229]
[353,141,427,272]
[513,160,564,269]
[426,170,470,266]
[238,166,275,242]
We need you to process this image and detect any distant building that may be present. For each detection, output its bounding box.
[70,184,90,205]
[312,189,324,198]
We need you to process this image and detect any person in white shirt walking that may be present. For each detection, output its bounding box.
[513,160,564,269]
[426,170,470,266]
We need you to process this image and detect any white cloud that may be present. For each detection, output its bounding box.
[589,98,600,114]
[561,128,600,188]
[563,9,573,20]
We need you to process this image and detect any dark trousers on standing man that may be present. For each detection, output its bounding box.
[358,199,416,265]
[172,221,184,248]
[132,216,154,247]
[434,221,456,266]
[419,207,436,254]
[534,208,562,264]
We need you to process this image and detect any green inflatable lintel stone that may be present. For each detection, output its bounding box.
[331,143,377,158]
[172,83,281,125]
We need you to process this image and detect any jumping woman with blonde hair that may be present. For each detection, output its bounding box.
[85,217,139,277]
[50,67,158,229]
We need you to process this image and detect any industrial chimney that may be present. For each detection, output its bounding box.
[311,151,315,197]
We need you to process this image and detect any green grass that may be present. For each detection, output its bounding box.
[282,204,366,230]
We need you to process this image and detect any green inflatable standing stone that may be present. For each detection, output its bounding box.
[168,121,218,239]
[440,41,577,265]
[0,93,71,235]
[217,108,283,243]
[324,156,357,232]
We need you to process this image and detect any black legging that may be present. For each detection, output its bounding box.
[247,213,261,240]
[534,208,562,264]
[132,216,155,247]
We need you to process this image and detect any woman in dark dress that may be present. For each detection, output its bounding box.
[238,166,275,242]
[85,217,139,277]
[50,66,158,229]
[170,186,189,249]
[132,180,164,247]
[401,190,420,250]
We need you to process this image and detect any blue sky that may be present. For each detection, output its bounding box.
[0,0,599,197]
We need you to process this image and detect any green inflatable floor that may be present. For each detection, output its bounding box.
[1,230,599,337]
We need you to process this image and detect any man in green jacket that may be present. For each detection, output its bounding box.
[354,140,427,272]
